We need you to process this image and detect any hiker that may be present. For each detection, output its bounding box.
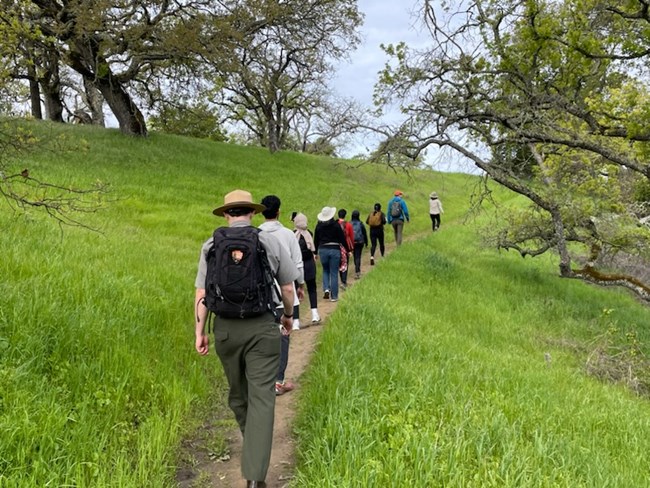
[259,195,305,396]
[429,191,444,231]
[350,210,368,279]
[336,208,354,289]
[365,202,386,266]
[194,189,299,488]
[387,190,410,246]
[292,212,322,325]
[314,206,348,302]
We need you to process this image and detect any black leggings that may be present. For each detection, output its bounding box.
[305,277,317,308]
[353,243,364,272]
[430,213,441,231]
[369,228,385,257]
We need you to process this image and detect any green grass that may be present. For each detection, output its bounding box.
[3,119,650,487]
[293,223,650,487]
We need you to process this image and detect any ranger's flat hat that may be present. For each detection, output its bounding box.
[212,189,266,216]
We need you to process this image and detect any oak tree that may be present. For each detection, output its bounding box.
[375,0,650,301]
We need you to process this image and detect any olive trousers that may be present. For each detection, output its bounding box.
[213,313,281,482]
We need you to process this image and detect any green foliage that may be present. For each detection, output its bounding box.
[633,178,650,203]
[373,0,650,289]
[586,309,650,396]
[149,102,226,142]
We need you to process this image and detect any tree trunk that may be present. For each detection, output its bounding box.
[83,78,105,126]
[266,114,279,152]
[93,73,147,136]
[39,48,64,122]
[550,207,573,277]
[42,88,64,122]
[67,43,147,136]
[25,45,42,119]
[28,77,42,119]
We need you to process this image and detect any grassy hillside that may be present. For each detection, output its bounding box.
[0,120,467,486]
[3,120,650,487]
[294,208,650,486]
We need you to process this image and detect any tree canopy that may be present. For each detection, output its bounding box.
[0,0,363,152]
[375,0,650,301]
[205,0,362,152]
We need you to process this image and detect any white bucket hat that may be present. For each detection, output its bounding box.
[317,206,336,222]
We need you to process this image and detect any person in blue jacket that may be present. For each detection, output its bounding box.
[387,190,410,246]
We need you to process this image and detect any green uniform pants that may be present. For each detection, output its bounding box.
[213,313,281,481]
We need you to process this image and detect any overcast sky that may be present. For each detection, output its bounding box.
[331,1,474,173]
[332,0,425,109]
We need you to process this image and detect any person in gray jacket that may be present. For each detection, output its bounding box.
[260,195,305,396]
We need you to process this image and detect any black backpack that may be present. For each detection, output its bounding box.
[205,226,274,319]
[352,220,363,243]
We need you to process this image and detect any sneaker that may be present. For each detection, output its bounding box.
[275,380,295,396]
[323,289,330,299]
[341,283,347,290]
[370,256,375,266]
[355,272,361,279]
[292,320,300,331]
[311,315,321,324]
[330,298,338,302]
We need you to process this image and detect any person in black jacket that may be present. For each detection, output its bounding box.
[350,209,368,279]
[365,203,386,265]
[314,206,348,302]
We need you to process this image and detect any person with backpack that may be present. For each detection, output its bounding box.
[259,195,305,396]
[194,189,299,488]
[314,206,348,302]
[365,202,386,266]
[292,212,321,325]
[387,190,410,246]
[350,210,368,279]
[336,208,354,289]
[429,191,444,231]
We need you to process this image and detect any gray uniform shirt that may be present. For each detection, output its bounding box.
[195,221,300,302]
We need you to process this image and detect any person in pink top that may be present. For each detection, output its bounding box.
[336,208,354,289]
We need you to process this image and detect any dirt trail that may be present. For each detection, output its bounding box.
[177,229,411,487]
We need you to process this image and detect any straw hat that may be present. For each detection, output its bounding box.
[394,190,403,196]
[430,192,438,199]
[212,189,266,216]
[317,206,336,222]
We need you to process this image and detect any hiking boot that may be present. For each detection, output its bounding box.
[323,289,330,300]
[275,380,295,396]
[370,256,375,266]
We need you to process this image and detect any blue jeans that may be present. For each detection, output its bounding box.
[319,246,340,300]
